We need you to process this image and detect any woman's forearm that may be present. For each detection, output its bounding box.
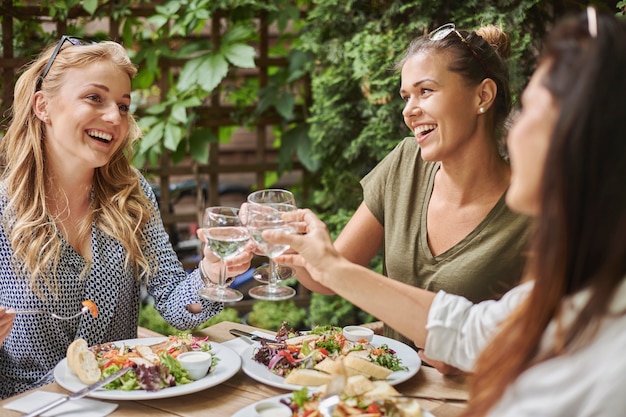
[320,257,435,347]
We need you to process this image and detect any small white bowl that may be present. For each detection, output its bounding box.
[177,351,212,380]
[254,401,292,417]
[343,325,374,342]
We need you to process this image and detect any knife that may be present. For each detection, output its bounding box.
[22,365,134,417]
[229,328,279,344]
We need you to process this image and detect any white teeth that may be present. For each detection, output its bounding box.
[414,124,437,135]
[86,130,113,142]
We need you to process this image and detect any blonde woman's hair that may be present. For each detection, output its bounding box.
[0,40,155,297]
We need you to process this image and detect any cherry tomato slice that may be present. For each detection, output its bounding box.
[81,300,98,318]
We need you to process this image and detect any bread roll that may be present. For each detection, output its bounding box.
[343,374,375,397]
[361,380,400,402]
[314,357,343,375]
[75,350,101,384]
[66,338,101,384]
[284,368,332,386]
[66,338,88,374]
[343,355,394,380]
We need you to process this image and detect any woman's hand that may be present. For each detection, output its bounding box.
[418,349,466,376]
[262,209,341,286]
[195,228,255,285]
[0,307,15,347]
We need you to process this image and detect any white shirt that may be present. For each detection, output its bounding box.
[424,280,626,416]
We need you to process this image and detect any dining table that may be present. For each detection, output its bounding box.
[0,321,469,417]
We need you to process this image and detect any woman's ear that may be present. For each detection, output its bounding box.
[33,91,49,123]
[476,78,498,114]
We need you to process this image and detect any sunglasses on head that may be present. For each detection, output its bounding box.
[428,23,493,79]
[35,35,94,92]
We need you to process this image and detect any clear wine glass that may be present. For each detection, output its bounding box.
[246,202,297,300]
[247,189,296,284]
[198,206,248,303]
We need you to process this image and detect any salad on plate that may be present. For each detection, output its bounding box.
[252,322,408,386]
[66,334,218,391]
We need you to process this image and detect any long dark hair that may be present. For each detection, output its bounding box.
[463,9,626,416]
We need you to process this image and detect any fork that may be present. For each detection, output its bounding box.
[7,305,90,321]
[318,359,347,417]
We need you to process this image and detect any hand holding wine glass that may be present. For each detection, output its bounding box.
[246,202,297,300]
[246,189,296,284]
[198,206,249,303]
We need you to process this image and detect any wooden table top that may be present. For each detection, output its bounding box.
[0,321,468,417]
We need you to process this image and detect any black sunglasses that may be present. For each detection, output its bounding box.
[429,23,493,79]
[35,35,94,92]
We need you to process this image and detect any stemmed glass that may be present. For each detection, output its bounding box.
[248,189,296,284]
[246,202,297,300]
[198,206,249,303]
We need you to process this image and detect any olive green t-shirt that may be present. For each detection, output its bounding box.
[361,137,530,348]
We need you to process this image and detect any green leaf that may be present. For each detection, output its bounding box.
[164,122,184,151]
[82,0,98,15]
[188,128,215,163]
[139,121,165,154]
[197,54,229,92]
[222,43,256,69]
[177,57,205,91]
[145,102,169,115]
[274,92,295,120]
[145,15,169,30]
[155,1,181,16]
[221,25,254,44]
[171,103,188,124]
[282,124,319,172]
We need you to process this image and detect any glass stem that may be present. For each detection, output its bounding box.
[218,259,227,293]
[268,258,278,291]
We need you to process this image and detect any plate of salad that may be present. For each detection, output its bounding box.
[240,324,421,391]
[54,336,241,400]
[232,390,435,417]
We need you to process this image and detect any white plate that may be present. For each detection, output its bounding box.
[240,335,421,391]
[231,393,436,417]
[54,337,241,400]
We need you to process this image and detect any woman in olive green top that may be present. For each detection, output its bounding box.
[284,23,530,367]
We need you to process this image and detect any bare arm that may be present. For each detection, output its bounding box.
[277,202,385,295]
[265,209,435,347]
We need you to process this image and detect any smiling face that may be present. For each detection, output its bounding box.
[37,60,131,176]
[400,50,485,162]
[506,61,559,216]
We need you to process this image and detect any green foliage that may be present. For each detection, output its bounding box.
[246,299,307,331]
[308,293,375,328]
[138,302,240,335]
[297,0,563,217]
[4,0,616,332]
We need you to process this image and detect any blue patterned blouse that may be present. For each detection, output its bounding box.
[0,173,222,399]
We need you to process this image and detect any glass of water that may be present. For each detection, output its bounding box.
[198,206,249,303]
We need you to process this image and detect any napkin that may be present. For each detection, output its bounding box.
[3,391,118,417]
[223,330,276,355]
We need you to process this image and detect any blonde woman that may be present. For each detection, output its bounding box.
[0,38,252,398]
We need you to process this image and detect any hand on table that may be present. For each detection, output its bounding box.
[419,349,466,376]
